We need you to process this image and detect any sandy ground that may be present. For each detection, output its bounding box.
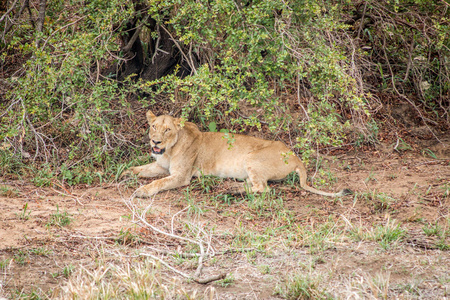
[0,145,449,299]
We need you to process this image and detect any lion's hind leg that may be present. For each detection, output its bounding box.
[244,156,271,194]
[246,170,268,193]
[243,142,297,193]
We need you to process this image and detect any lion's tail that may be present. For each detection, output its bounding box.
[295,165,352,197]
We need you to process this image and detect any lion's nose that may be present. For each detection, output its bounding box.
[152,140,162,145]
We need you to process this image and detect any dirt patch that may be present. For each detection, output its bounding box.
[1,146,449,299]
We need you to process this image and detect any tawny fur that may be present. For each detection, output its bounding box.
[124,111,351,198]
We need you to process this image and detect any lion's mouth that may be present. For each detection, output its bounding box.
[151,146,165,155]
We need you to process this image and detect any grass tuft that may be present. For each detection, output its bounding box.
[275,272,330,300]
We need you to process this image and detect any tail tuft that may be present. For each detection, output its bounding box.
[341,188,353,196]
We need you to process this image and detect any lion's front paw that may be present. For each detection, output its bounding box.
[119,170,131,179]
[134,186,151,198]
[134,185,160,198]
[120,166,138,179]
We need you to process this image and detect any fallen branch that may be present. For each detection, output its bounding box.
[123,193,225,283]
[52,181,84,206]
[139,252,227,284]
[147,246,260,258]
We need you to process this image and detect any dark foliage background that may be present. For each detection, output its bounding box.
[0,0,448,183]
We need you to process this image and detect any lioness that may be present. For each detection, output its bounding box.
[125,110,352,198]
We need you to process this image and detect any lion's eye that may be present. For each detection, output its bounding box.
[151,125,156,130]
[164,128,170,133]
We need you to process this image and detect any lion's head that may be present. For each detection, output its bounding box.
[146,111,181,155]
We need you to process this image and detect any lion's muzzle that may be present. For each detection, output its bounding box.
[152,146,165,155]
[151,139,165,155]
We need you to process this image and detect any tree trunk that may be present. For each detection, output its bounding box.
[114,9,195,82]
[35,0,46,47]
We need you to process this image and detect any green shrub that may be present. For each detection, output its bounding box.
[2,0,448,182]
[1,0,137,170]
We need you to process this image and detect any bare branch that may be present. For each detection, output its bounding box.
[160,24,197,75]
[122,15,149,53]
[2,0,32,41]
[0,0,20,23]
[41,16,86,49]
[124,194,226,284]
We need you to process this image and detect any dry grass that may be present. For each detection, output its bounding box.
[58,259,216,299]
[0,153,449,299]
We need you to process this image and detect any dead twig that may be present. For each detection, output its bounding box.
[0,0,20,23]
[41,16,87,50]
[139,252,227,284]
[51,181,84,206]
[124,193,225,283]
[160,24,197,75]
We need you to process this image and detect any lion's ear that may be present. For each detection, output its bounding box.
[174,118,183,128]
[146,110,157,124]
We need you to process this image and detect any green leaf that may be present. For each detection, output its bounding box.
[208,122,217,132]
